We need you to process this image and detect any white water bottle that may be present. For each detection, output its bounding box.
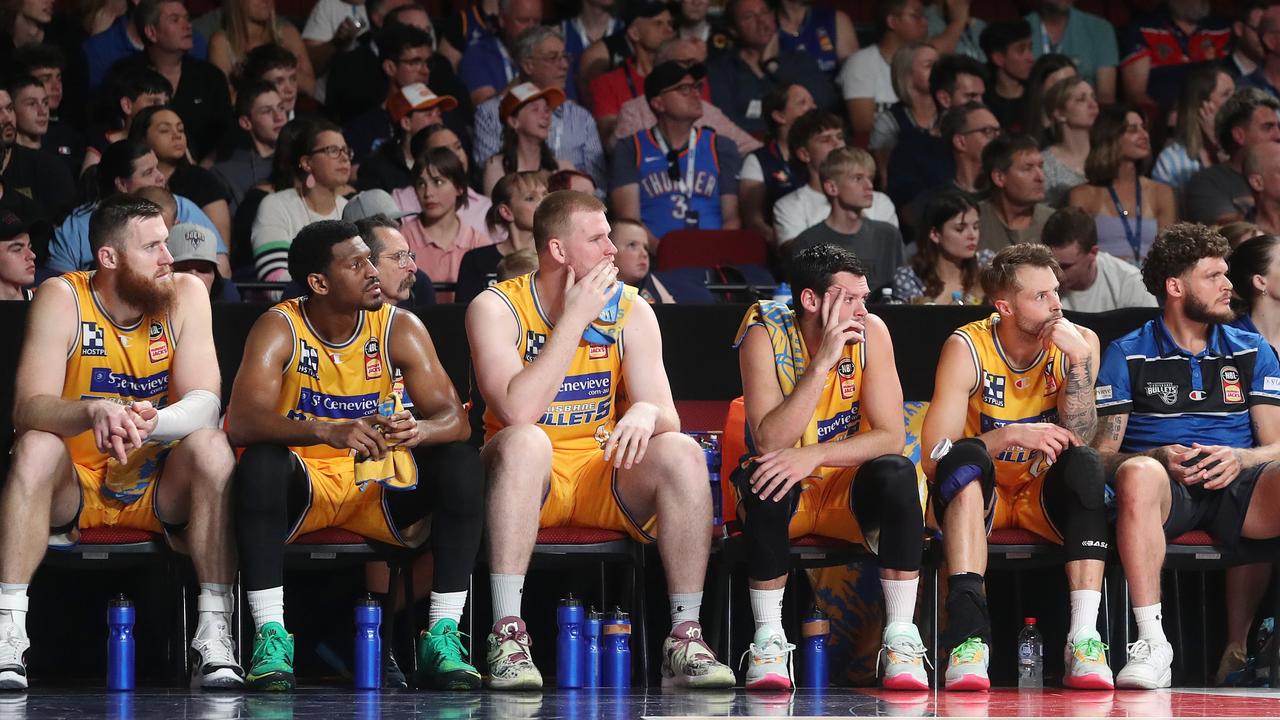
[1017,617,1043,689]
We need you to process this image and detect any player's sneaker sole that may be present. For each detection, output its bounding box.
[485,673,543,690]
[247,671,295,692]
[422,668,482,691]
[883,670,930,690]
[0,671,26,690]
[945,673,990,691]
[1116,669,1171,690]
[191,666,245,690]
[1064,671,1115,690]
[744,672,792,691]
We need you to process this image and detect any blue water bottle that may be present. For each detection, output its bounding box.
[584,609,603,688]
[601,608,631,687]
[107,595,135,691]
[801,605,829,688]
[705,435,723,527]
[557,594,585,688]
[354,594,382,690]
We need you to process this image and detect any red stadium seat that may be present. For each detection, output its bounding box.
[656,229,768,271]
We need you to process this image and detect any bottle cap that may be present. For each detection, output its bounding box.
[1024,617,1036,625]
[562,593,581,607]
[109,594,132,608]
[358,593,380,607]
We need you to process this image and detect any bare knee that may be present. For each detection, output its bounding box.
[175,428,236,494]
[483,425,551,488]
[7,431,69,494]
[644,432,706,486]
[1114,456,1167,507]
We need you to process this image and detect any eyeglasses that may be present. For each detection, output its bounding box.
[961,126,1002,139]
[535,52,569,64]
[397,56,431,68]
[663,80,704,97]
[309,144,353,160]
[379,250,417,268]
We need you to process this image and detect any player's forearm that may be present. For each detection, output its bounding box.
[413,410,471,446]
[810,427,906,469]
[227,411,328,448]
[14,395,95,437]
[629,401,680,436]
[1239,443,1280,467]
[490,327,584,426]
[1061,357,1097,443]
[751,370,828,453]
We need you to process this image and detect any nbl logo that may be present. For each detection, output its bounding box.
[297,340,320,379]
[80,322,106,356]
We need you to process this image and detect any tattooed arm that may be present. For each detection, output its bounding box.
[1052,322,1101,444]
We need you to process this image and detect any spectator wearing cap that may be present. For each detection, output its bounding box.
[838,0,930,145]
[13,45,86,177]
[609,61,741,240]
[709,0,837,137]
[343,24,441,166]
[400,147,494,300]
[167,222,241,303]
[327,4,467,126]
[103,0,233,164]
[473,26,607,191]
[980,20,1033,132]
[213,81,287,217]
[0,86,77,224]
[359,84,458,194]
[354,213,437,306]
[1121,0,1231,113]
[610,36,762,156]
[585,1,674,140]
[458,0,543,106]
[83,0,211,90]
[482,83,574,195]
[0,209,40,300]
[1025,0,1118,104]
[342,188,415,225]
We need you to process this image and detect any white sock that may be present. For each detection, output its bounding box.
[0,583,28,636]
[748,587,785,635]
[428,590,467,628]
[881,577,918,628]
[1133,603,1166,643]
[1068,590,1102,642]
[669,591,702,628]
[246,587,285,632]
[490,574,525,625]
[197,583,234,633]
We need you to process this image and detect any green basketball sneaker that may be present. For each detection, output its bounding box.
[247,622,295,692]
[417,618,481,690]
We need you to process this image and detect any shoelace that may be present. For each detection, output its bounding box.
[1073,637,1108,661]
[0,625,25,665]
[737,636,796,670]
[951,638,985,664]
[879,636,933,670]
[1126,639,1153,663]
[495,629,534,667]
[255,629,290,663]
[427,628,472,659]
[672,633,721,672]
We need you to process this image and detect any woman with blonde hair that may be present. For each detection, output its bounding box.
[1067,105,1176,264]
[1039,76,1097,207]
[209,0,315,95]
[869,41,938,187]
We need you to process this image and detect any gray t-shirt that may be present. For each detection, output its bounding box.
[789,219,905,294]
[1060,251,1158,313]
[1184,164,1252,225]
[978,199,1054,252]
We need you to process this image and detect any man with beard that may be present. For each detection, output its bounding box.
[466,190,735,690]
[922,242,1110,691]
[0,194,242,690]
[1093,223,1280,689]
[354,212,435,307]
[1121,0,1231,112]
[227,220,484,691]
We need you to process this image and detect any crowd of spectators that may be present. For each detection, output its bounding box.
[0,0,1279,313]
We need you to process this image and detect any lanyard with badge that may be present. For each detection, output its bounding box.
[496,41,516,84]
[1039,20,1060,55]
[653,126,700,227]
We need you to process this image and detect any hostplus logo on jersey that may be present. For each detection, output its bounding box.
[80,322,106,356]
[297,340,320,379]
[982,372,1006,408]
[524,331,547,363]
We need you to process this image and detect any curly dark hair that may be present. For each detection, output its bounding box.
[1141,222,1230,302]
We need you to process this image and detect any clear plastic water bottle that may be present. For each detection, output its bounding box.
[772,282,792,305]
[1017,617,1043,689]
[880,287,900,305]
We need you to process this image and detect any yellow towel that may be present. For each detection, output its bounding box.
[354,394,419,491]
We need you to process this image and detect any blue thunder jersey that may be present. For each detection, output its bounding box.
[627,126,725,239]
[1096,317,1280,452]
[778,6,839,74]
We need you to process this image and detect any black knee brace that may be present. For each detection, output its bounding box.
[852,454,923,571]
[930,437,995,518]
[393,442,486,593]
[1042,445,1110,563]
[732,461,801,582]
[234,444,304,591]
